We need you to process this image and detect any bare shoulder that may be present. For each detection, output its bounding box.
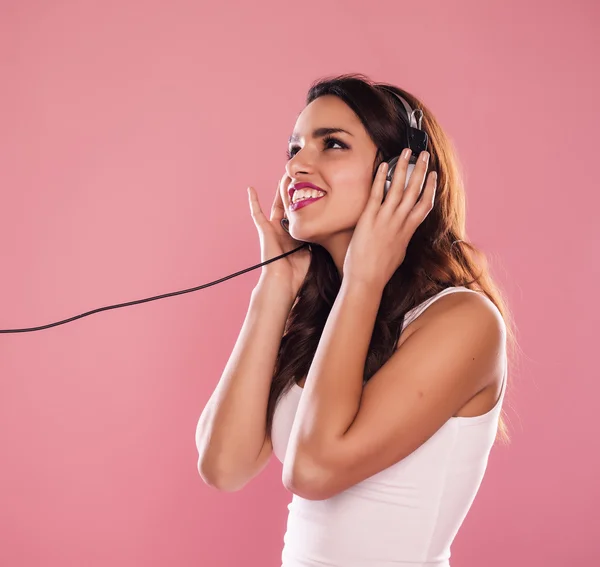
[397,289,505,349]
[396,289,506,417]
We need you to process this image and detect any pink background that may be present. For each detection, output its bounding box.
[1,0,598,565]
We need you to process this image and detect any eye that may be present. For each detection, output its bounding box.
[286,136,348,160]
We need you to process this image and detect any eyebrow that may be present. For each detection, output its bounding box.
[288,127,354,145]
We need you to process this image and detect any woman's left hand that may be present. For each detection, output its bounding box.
[343,148,437,291]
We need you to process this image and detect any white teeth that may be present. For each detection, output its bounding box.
[292,188,326,204]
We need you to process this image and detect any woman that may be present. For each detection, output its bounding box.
[196,73,516,567]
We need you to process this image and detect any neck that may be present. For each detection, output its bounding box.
[317,230,354,280]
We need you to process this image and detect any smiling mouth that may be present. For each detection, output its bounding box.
[290,188,327,204]
[289,193,326,211]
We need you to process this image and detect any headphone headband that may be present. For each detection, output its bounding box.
[378,86,429,156]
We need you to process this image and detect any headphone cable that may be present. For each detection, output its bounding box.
[0,243,309,334]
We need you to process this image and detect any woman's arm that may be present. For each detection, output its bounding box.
[283,284,503,500]
[196,276,294,490]
[282,279,381,490]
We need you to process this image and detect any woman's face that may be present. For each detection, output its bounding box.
[283,95,379,244]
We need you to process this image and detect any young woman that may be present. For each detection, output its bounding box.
[196,73,516,567]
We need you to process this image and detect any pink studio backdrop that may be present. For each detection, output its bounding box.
[1,1,598,565]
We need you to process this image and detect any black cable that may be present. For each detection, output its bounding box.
[0,243,309,334]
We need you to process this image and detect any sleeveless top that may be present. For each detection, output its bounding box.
[272,286,508,567]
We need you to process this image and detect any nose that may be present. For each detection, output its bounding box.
[286,147,315,178]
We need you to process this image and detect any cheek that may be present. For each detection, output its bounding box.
[334,164,371,195]
[325,188,370,229]
[337,175,372,210]
[344,191,370,216]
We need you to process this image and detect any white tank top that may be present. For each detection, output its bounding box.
[272,286,508,567]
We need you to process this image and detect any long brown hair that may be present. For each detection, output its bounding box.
[265,73,518,447]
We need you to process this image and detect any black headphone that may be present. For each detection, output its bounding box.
[281,88,429,234]
[0,90,429,334]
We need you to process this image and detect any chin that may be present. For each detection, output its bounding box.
[288,217,356,245]
[288,225,323,244]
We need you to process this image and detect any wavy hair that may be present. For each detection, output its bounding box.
[264,73,519,447]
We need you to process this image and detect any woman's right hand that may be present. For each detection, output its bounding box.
[247,173,312,301]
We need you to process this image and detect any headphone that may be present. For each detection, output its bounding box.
[281,87,428,233]
[380,87,429,195]
[0,89,429,334]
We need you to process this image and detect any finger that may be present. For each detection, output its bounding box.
[381,149,411,211]
[407,170,437,226]
[247,186,268,228]
[402,151,430,207]
[270,174,287,222]
[365,161,388,214]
